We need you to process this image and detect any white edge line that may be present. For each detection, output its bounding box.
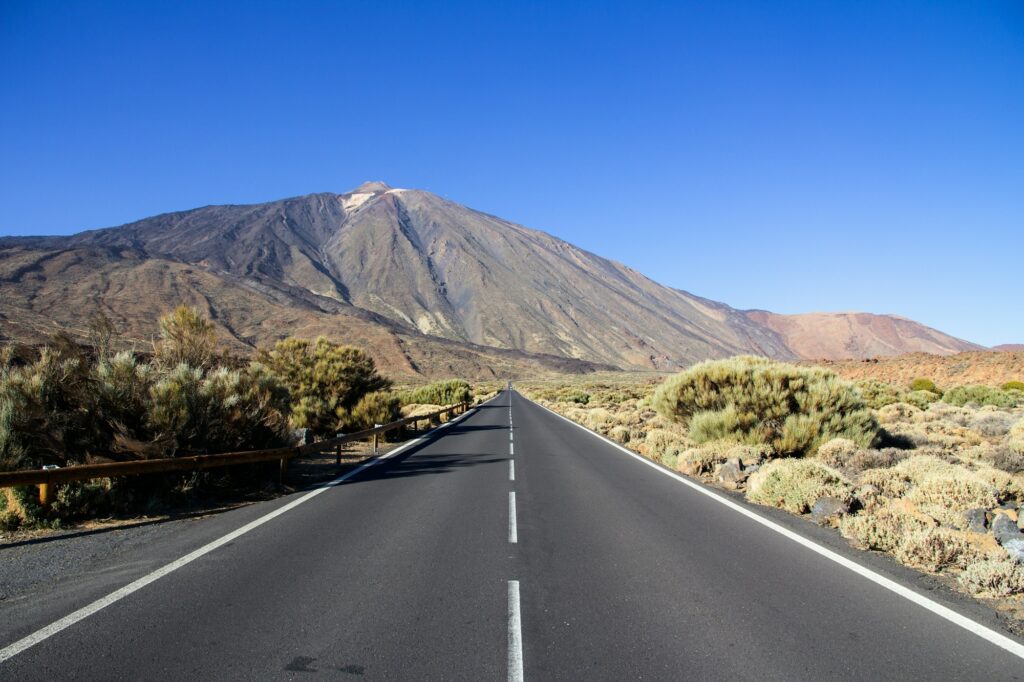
[509,491,518,544]
[0,400,492,664]
[526,395,1024,661]
[508,580,524,682]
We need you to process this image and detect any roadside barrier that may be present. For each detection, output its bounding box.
[0,401,473,509]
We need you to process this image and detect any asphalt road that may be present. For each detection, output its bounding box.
[1,390,1023,680]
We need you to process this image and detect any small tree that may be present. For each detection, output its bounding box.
[155,306,217,369]
[258,337,391,434]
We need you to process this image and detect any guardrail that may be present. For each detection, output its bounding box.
[0,401,473,509]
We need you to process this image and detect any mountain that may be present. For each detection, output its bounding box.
[744,311,984,359]
[0,182,982,375]
[993,344,1024,353]
[0,243,611,379]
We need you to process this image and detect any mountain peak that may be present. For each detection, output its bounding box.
[350,181,392,194]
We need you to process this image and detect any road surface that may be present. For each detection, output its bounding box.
[1,390,1022,680]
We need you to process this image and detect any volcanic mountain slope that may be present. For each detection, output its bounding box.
[744,311,984,360]
[0,181,982,372]
[31,181,794,369]
[0,244,611,379]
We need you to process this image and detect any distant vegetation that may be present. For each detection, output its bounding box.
[854,377,1023,411]
[398,379,473,407]
[0,307,476,530]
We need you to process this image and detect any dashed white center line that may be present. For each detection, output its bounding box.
[508,580,524,682]
[508,492,518,543]
[509,459,515,481]
[509,442,514,456]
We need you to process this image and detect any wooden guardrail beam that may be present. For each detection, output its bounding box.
[0,401,472,504]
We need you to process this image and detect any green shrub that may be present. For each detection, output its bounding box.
[144,363,291,456]
[346,391,402,431]
[0,486,57,530]
[0,346,98,470]
[688,405,745,444]
[1001,381,1024,392]
[398,379,472,407]
[564,390,590,405]
[943,385,1024,408]
[259,337,391,434]
[197,364,291,452]
[643,429,690,466]
[857,380,906,409]
[154,305,217,369]
[94,352,155,444]
[905,390,941,410]
[746,459,852,513]
[653,356,879,456]
[909,378,940,395]
[52,480,111,520]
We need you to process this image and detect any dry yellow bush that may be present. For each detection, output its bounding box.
[895,454,966,482]
[1011,417,1024,455]
[958,559,1024,597]
[642,428,690,466]
[816,438,860,468]
[746,459,852,514]
[859,468,914,498]
[894,528,991,572]
[608,424,632,444]
[876,402,922,425]
[906,478,998,528]
[840,500,935,552]
[584,408,613,431]
[676,441,736,476]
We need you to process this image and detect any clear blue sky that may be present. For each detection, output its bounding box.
[1,1,1021,346]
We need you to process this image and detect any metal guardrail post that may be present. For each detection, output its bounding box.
[39,464,58,510]
[278,450,293,485]
[39,481,53,510]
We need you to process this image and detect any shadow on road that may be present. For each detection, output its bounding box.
[340,417,508,483]
[357,454,507,481]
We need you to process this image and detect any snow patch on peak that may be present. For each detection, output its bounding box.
[342,192,375,211]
